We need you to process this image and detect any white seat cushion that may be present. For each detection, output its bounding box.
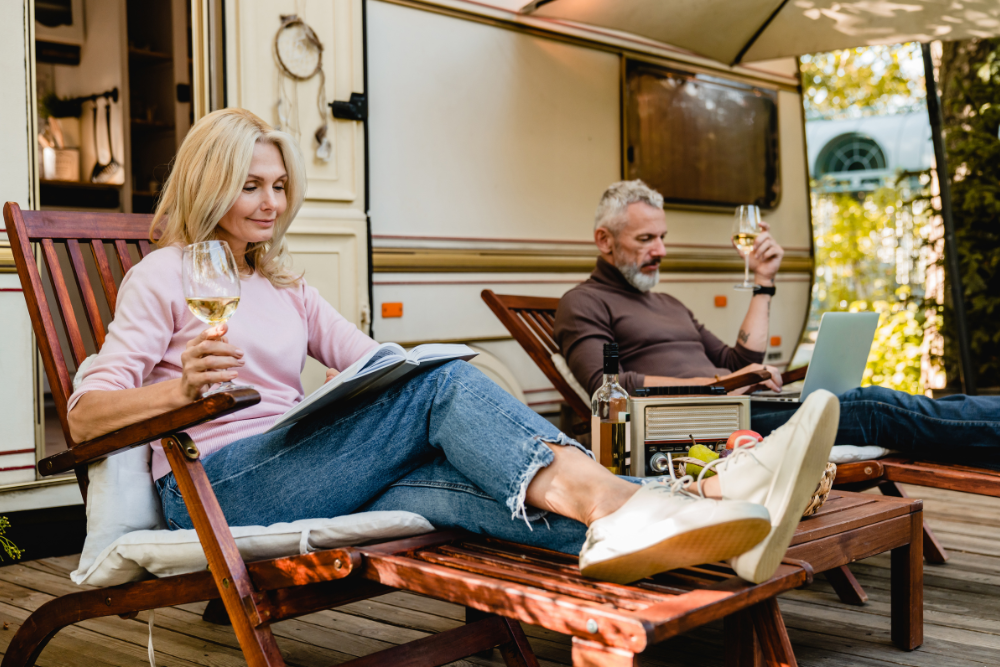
[829,445,894,464]
[551,352,590,404]
[70,355,434,588]
[72,511,435,587]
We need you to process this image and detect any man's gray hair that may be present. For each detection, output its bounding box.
[593,180,664,234]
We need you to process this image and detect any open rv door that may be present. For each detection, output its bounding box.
[0,1,54,499]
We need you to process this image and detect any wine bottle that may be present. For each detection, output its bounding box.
[591,342,630,475]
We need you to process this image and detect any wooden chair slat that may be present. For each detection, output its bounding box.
[40,239,88,367]
[3,203,75,424]
[114,239,135,275]
[481,289,591,420]
[138,239,153,257]
[416,550,648,610]
[519,311,559,354]
[66,239,106,350]
[90,240,119,315]
[17,210,153,240]
[525,309,556,341]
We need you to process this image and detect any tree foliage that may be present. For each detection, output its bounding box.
[800,44,925,120]
[939,38,1000,388]
[809,181,935,394]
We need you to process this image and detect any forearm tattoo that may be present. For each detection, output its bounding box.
[738,329,750,344]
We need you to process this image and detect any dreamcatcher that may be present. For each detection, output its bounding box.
[274,13,332,162]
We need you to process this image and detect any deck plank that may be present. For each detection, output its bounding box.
[0,485,998,666]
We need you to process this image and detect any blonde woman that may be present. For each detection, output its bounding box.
[67,108,838,584]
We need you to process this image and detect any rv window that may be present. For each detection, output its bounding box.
[625,61,780,209]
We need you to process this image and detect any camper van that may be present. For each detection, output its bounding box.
[0,0,813,513]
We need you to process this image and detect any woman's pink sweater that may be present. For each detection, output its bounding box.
[68,245,378,480]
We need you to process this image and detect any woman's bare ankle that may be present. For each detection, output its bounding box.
[584,481,640,526]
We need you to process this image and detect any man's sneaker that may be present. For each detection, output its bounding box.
[579,477,771,584]
[707,390,840,584]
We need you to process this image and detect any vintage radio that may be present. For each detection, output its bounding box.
[629,386,750,478]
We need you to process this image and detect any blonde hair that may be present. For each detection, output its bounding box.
[152,108,305,287]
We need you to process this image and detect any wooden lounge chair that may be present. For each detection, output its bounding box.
[481,290,879,603]
[2,202,811,667]
[479,287,967,579]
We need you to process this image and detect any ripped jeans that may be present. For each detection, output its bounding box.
[155,361,592,554]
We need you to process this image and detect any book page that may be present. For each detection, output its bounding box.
[406,343,477,363]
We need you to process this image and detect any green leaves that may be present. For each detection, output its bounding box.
[800,44,926,120]
[939,38,1000,387]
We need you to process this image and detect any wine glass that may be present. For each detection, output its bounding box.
[182,240,249,395]
[732,205,761,291]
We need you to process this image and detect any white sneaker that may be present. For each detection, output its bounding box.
[579,477,771,584]
[706,390,840,584]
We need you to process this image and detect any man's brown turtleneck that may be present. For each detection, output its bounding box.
[554,257,764,395]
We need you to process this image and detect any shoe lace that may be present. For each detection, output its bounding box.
[690,441,765,498]
[642,454,701,499]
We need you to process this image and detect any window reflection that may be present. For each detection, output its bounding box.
[625,61,781,209]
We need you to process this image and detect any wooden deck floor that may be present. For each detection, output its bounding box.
[0,485,997,666]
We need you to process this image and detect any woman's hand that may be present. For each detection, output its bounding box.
[179,323,244,401]
[325,368,340,383]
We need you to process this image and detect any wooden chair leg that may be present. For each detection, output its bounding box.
[725,609,764,667]
[824,565,868,605]
[336,616,530,667]
[571,637,637,667]
[890,511,924,651]
[1,572,221,667]
[163,435,285,667]
[497,616,540,667]
[748,599,797,667]
[878,481,949,563]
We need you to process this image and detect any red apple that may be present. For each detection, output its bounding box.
[726,429,763,450]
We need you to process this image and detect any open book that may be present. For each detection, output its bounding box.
[266,343,478,432]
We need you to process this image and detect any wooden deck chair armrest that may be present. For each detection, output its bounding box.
[38,388,261,476]
[781,365,808,385]
[706,369,771,393]
[833,460,885,487]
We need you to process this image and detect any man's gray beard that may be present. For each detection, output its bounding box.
[616,260,660,293]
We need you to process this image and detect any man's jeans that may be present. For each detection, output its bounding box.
[155,361,592,554]
[752,386,1000,464]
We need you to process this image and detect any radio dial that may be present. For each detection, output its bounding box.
[649,452,672,474]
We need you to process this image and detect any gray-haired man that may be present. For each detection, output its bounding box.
[554,180,1000,459]
[555,179,784,397]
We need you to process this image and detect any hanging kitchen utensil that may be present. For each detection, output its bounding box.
[273,14,332,162]
[89,102,107,183]
[92,99,121,183]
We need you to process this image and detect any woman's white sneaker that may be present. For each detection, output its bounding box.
[710,389,840,583]
[579,478,771,584]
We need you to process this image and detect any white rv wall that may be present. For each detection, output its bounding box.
[0,1,44,486]
[367,1,812,409]
[368,1,621,242]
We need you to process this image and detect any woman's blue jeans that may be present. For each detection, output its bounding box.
[155,361,594,554]
[751,386,1000,466]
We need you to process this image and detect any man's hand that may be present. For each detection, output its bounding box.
[178,323,244,401]
[325,368,340,383]
[720,363,784,394]
[733,221,783,284]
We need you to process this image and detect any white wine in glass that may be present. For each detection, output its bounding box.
[182,240,250,395]
[733,205,761,291]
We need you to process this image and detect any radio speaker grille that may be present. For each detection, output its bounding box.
[644,404,741,441]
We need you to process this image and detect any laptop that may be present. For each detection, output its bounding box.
[752,311,880,403]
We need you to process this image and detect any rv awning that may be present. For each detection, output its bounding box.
[519,0,1000,65]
